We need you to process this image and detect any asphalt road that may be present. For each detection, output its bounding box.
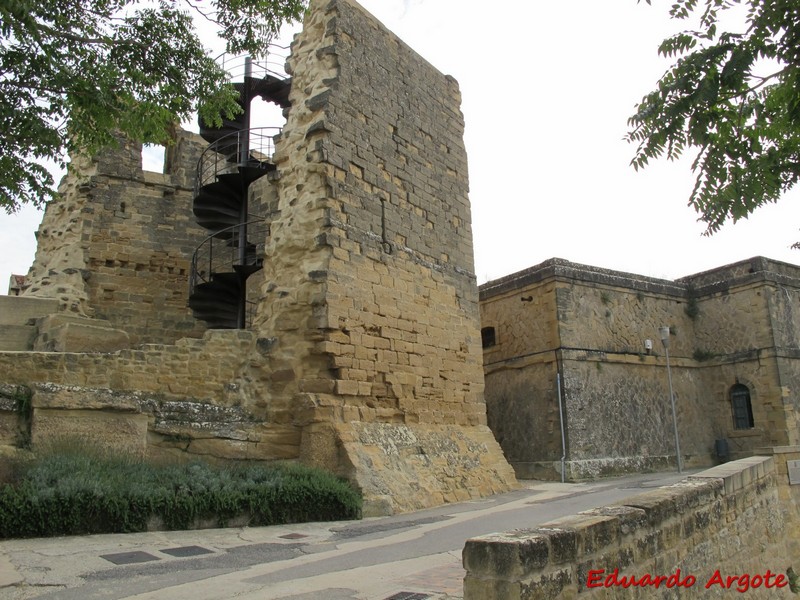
[0,470,696,600]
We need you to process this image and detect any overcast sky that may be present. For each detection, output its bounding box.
[3,0,800,293]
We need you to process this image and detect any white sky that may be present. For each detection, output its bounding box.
[3,0,800,292]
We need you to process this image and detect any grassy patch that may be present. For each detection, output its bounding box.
[0,444,361,539]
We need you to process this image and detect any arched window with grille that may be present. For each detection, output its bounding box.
[730,384,754,430]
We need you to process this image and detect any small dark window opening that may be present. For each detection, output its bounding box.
[731,384,754,430]
[481,327,496,349]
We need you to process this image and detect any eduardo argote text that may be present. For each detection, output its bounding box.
[587,568,789,593]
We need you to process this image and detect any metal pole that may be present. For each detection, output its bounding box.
[556,372,566,483]
[236,57,253,330]
[660,329,683,474]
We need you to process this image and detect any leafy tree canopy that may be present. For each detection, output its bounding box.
[628,0,800,235]
[0,0,306,212]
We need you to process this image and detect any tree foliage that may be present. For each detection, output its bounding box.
[0,0,306,212]
[627,0,800,235]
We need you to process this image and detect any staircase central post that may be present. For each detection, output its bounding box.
[236,56,254,329]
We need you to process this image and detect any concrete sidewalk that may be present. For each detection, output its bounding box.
[0,471,695,600]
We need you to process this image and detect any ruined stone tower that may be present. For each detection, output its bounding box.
[0,0,517,515]
[247,0,518,513]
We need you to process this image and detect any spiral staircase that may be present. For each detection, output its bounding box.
[188,52,291,329]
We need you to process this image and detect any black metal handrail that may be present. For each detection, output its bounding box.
[195,127,282,194]
[216,46,290,82]
[189,218,269,296]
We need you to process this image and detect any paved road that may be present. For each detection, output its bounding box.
[0,471,696,600]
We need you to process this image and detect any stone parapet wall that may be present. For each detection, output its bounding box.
[0,330,252,403]
[481,280,559,366]
[481,256,800,358]
[464,455,796,599]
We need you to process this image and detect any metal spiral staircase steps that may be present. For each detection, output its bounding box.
[188,273,242,330]
[193,181,243,229]
[189,52,291,329]
[192,168,274,231]
[198,83,248,146]
[199,117,245,147]
[247,75,291,108]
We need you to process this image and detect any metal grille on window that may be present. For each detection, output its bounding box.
[731,384,754,430]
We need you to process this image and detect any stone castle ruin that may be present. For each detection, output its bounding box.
[3,0,800,524]
[0,0,518,516]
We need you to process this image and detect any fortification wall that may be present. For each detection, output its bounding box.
[0,331,301,461]
[21,130,208,345]
[464,454,800,599]
[246,0,516,514]
[480,258,800,480]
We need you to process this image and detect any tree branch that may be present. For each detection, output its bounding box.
[182,0,220,26]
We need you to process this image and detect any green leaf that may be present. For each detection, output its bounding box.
[629,0,800,234]
[0,0,308,212]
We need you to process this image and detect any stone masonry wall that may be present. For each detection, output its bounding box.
[464,455,800,599]
[480,258,800,480]
[0,0,515,515]
[22,129,208,345]
[248,0,517,514]
[0,330,303,462]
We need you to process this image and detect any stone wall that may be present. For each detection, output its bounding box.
[480,257,800,480]
[463,454,800,598]
[246,0,516,514]
[0,330,303,462]
[21,129,208,346]
[0,0,516,516]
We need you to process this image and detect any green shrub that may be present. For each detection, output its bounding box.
[0,447,361,539]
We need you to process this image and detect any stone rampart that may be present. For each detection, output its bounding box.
[463,454,800,598]
[20,129,208,345]
[0,330,303,462]
[480,257,800,480]
[244,0,517,514]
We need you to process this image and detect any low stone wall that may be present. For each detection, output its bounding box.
[463,455,800,598]
[0,330,303,463]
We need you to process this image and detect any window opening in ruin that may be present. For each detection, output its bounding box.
[481,327,496,348]
[730,384,754,429]
[142,144,166,173]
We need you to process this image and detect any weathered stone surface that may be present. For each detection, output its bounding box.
[31,383,146,411]
[19,130,208,345]
[33,314,130,352]
[333,422,517,516]
[464,456,792,599]
[0,296,59,326]
[0,296,60,350]
[32,408,149,456]
[480,257,800,480]
[0,325,36,351]
[0,412,20,446]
